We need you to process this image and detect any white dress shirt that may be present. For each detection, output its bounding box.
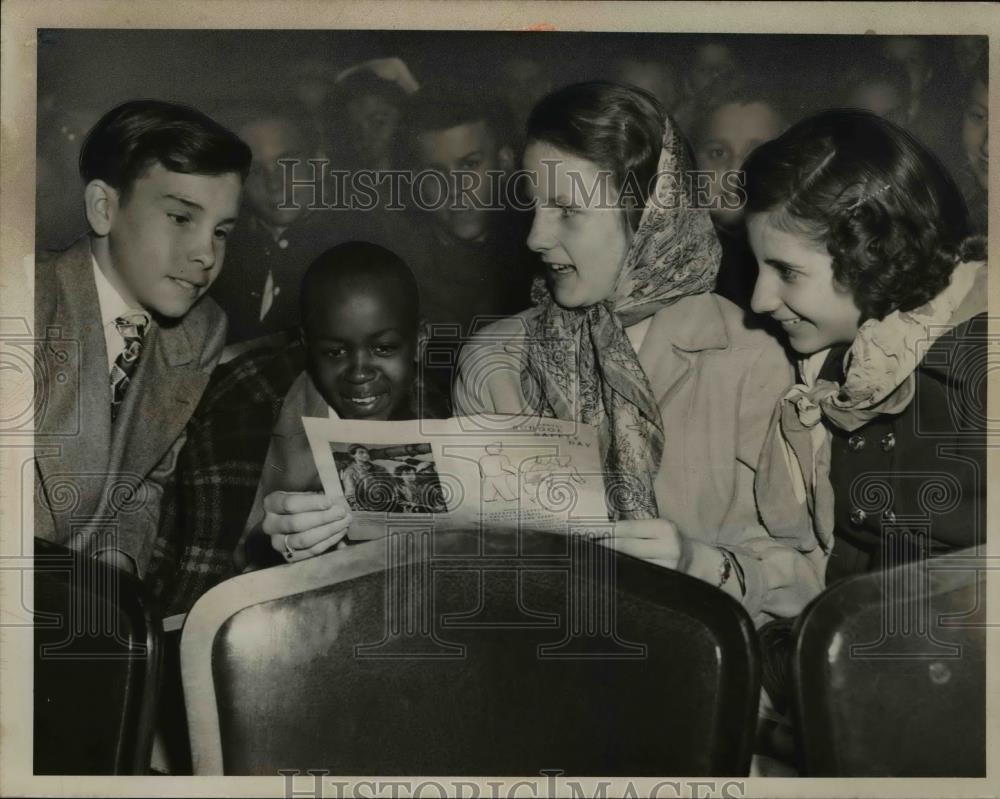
[91,253,149,372]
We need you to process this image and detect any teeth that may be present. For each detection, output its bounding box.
[349,396,379,405]
[548,263,574,273]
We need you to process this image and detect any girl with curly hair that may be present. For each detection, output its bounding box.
[743,112,987,765]
[746,109,986,587]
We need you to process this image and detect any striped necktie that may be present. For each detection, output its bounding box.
[110,313,149,422]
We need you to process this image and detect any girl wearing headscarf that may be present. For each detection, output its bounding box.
[454,82,818,625]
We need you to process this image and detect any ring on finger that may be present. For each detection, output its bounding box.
[282,534,296,560]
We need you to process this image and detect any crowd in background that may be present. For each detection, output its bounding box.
[33,30,989,615]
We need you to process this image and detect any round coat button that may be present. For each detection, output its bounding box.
[278,238,289,249]
[880,432,896,452]
[848,434,866,451]
[850,508,867,525]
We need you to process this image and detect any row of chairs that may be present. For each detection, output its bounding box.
[33,531,986,776]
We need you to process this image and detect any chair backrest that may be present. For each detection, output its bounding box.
[33,538,162,775]
[182,528,760,776]
[793,548,986,776]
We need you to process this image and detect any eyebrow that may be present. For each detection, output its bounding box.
[162,193,238,226]
[764,258,804,272]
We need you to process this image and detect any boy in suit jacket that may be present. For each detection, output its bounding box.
[34,99,252,577]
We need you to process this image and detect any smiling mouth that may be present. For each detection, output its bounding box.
[775,315,804,328]
[342,392,387,411]
[546,262,576,275]
[170,277,205,292]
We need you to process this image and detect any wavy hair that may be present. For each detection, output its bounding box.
[743,109,978,321]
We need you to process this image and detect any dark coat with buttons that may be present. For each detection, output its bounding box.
[822,313,987,584]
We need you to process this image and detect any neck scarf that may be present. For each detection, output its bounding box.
[519,116,721,520]
[757,259,987,553]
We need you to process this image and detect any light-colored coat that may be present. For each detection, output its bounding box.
[34,238,226,576]
[454,293,823,623]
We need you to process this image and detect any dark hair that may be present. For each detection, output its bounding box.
[836,52,912,111]
[219,100,318,156]
[970,50,988,91]
[348,444,370,457]
[743,109,973,321]
[299,240,419,333]
[525,81,670,231]
[396,465,416,476]
[690,80,790,149]
[79,99,252,199]
[394,86,515,168]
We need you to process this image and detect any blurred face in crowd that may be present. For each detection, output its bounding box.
[845,80,909,128]
[696,100,784,229]
[962,77,989,191]
[346,92,401,167]
[687,43,739,96]
[415,119,513,243]
[954,37,987,77]
[523,140,632,310]
[240,117,312,228]
[882,37,932,106]
[748,212,862,355]
[305,280,418,420]
[499,57,553,123]
[615,58,681,112]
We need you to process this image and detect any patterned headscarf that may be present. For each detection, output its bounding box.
[519,115,721,519]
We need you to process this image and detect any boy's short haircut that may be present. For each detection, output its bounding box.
[689,78,791,146]
[394,86,515,168]
[836,52,912,108]
[79,99,253,199]
[299,240,420,332]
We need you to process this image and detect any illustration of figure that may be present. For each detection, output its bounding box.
[521,454,585,504]
[341,444,389,510]
[478,443,518,502]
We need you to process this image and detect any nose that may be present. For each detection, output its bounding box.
[189,226,217,271]
[345,349,376,382]
[526,208,555,254]
[750,267,781,316]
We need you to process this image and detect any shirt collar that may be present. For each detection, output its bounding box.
[91,251,148,328]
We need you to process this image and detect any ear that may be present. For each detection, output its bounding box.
[497,144,515,173]
[84,180,119,236]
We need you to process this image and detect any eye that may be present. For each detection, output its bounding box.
[213,228,231,241]
[558,205,578,219]
[373,343,400,357]
[460,157,483,170]
[776,264,800,284]
[168,213,191,226]
[323,346,347,359]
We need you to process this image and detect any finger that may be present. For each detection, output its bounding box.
[597,535,680,567]
[285,513,352,551]
[262,503,348,536]
[299,524,351,558]
[278,521,351,564]
[613,519,677,540]
[263,491,332,516]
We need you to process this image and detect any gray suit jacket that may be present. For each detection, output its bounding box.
[34,238,226,576]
